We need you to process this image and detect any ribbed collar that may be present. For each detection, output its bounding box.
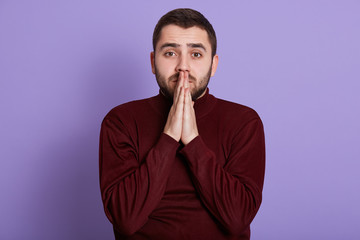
[149,88,217,119]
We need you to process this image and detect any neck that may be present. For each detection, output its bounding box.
[195,89,207,100]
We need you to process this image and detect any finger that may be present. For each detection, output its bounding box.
[178,71,185,88]
[187,86,192,103]
[184,87,192,117]
[175,86,185,117]
[174,72,184,102]
[183,71,189,89]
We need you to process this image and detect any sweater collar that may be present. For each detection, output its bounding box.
[151,88,217,119]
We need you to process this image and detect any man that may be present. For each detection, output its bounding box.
[99,8,265,240]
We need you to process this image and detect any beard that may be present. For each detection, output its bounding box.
[155,65,212,101]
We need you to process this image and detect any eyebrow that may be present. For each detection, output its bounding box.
[159,42,207,52]
[187,43,207,52]
[159,43,180,50]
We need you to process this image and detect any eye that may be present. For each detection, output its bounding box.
[164,52,176,57]
[192,52,202,58]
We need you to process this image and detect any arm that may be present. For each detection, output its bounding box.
[179,118,265,235]
[161,70,265,234]
[99,116,179,236]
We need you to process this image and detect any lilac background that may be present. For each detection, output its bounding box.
[1,0,359,239]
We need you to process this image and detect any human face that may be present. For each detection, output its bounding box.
[151,25,218,100]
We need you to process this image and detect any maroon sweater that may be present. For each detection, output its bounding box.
[99,89,265,240]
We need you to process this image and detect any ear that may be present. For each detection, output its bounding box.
[150,51,155,74]
[210,54,219,77]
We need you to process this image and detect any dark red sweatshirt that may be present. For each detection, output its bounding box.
[99,89,265,239]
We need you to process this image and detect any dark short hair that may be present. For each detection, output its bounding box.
[153,8,217,58]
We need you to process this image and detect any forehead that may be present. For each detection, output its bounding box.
[157,25,210,49]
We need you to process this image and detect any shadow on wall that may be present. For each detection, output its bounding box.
[28,50,147,239]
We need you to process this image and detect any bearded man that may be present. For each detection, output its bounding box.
[99,8,265,240]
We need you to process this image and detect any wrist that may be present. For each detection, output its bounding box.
[182,133,199,145]
[163,130,180,142]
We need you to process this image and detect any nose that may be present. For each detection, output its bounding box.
[175,55,190,72]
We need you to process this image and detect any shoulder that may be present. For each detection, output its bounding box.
[210,97,264,141]
[214,97,261,123]
[103,96,155,123]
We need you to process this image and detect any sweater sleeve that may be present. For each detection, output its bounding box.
[179,117,265,235]
[99,115,179,236]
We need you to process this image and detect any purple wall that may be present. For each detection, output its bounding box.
[1,1,359,239]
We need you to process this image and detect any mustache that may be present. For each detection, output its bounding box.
[169,72,196,82]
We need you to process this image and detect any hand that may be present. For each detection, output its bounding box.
[163,72,185,142]
[181,72,199,145]
[163,71,199,145]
